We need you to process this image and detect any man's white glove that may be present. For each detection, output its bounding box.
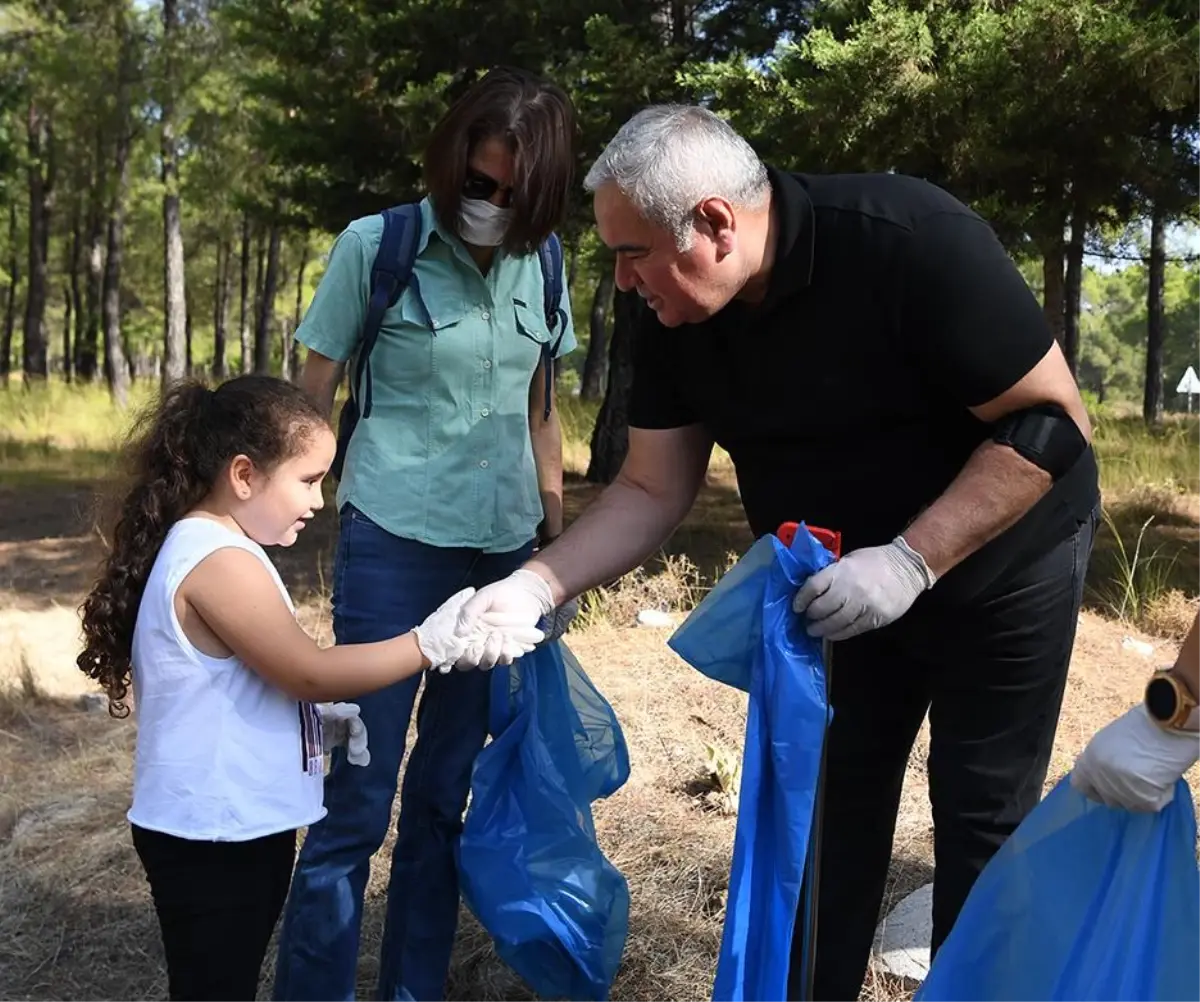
[413,587,477,671]
[792,536,936,641]
[446,612,545,673]
[1070,704,1200,813]
[318,702,371,767]
[454,569,555,670]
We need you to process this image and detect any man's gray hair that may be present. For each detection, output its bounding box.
[584,105,771,250]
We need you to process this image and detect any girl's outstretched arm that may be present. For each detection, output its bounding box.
[181,547,475,701]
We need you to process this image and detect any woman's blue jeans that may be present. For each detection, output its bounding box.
[272,505,532,1001]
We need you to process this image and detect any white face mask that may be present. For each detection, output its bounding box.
[458,196,513,247]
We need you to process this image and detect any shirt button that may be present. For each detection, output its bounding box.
[481,310,490,321]
[480,459,489,469]
[481,408,490,418]
[483,359,492,369]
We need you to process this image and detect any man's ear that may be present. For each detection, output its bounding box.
[695,197,737,258]
[228,454,255,501]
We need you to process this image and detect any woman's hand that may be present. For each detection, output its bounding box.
[1070,705,1199,812]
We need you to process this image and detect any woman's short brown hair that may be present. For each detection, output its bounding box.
[423,66,576,257]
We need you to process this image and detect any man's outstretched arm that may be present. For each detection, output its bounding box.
[455,423,713,656]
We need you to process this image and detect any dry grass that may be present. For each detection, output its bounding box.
[1,383,1198,1001]
[3,601,1198,1002]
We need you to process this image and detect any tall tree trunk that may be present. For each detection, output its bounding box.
[276,258,291,381]
[213,237,229,378]
[670,0,689,43]
[1063,199,1086,376]
[67,192,83,382]
[78,130,106,382]
[1143,203,1166,426]
[279,322,291,380]
[238,214,251,372]
[1040,182,1067,356]
[185,293,194,375]
[290,232,308,378]
[1042,248,1065,355]
[23,100,52,382]
[61,281,73,381]
[103,166,132,406]
[160,0,187,386]
[252,226,266,348]
[103,5,134,407]
[1,202,18,385]
[255,218,281,374]
[586,288,644,484]
[581,271,614,401]
[566,237,579,293]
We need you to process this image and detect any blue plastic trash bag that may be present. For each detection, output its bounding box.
[458,640,631,1001]
[917,775,1200,1002]
[669,524,836,1001]
[667,533,780,692]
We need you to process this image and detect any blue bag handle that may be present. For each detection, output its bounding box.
[537,232,567,422]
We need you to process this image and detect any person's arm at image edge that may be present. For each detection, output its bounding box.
[1070,611,1200,812]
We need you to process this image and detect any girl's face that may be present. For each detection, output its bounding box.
[229,424,336,547]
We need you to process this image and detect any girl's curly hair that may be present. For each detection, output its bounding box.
[77,375,327,717]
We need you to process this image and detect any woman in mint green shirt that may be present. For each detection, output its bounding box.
[272,67,578,1002]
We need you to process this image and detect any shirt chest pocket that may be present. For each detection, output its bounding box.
[506,299,555,376]
[373,293,469,391]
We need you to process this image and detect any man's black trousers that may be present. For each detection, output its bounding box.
[787,509,1097,1001]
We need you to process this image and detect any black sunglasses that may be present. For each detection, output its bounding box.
[463,169,512,204]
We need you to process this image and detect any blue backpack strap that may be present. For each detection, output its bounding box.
[537,233,566,421]
[354,203,426,420]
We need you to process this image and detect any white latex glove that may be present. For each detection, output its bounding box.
[792,536,936,641]
[454,569,555,670]
[318,702,371,767]
[444,612,546,673]
[1070,704,1200,812]
[413,587,477,671]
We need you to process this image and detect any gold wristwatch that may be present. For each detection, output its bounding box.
[1144,670,1200,732]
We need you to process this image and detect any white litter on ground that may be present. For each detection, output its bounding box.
[636,609,677,628]
[1121,636,1156,658]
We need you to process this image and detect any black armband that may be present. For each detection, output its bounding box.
[991,403,1087,480]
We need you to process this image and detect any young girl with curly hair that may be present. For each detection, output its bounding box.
[76,374,540,1001]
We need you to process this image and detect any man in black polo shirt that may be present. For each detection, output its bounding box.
[459,105,1100,1000]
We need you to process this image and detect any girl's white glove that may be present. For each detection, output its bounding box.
[443,611,547,673]
[413,587,478,671]
[318,702,370,767]
[413,584,545,673]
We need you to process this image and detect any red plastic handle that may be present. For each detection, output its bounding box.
[777,521,843,559]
